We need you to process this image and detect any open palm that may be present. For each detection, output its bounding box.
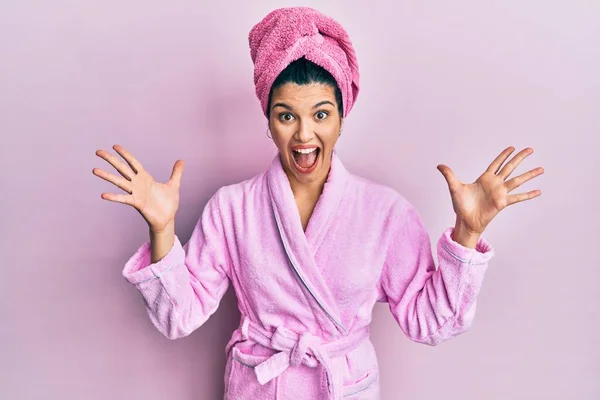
[92,145,184,233]
[437,146,544,235]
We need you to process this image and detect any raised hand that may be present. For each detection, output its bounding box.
[93,145,184,233]
[437,146,544,236]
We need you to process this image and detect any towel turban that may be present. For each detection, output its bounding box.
[248,6,360,118]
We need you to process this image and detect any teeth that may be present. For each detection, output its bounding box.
[293,148,318,154]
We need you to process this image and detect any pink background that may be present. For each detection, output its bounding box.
[1,1,598,399]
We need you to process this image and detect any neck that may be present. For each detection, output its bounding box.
[288,172,328,201]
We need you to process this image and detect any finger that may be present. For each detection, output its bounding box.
[100,192,135,206]
[437,164,461,191]
[113,144,144,174]
[505,167,545,192]
[93,168,133,193]
[485,146,515,175]
[498,147,534,180]
[95,149,135,180]
[506,189,542,206]
[168,160,185,188]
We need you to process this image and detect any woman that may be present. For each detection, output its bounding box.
[92,6,543,400]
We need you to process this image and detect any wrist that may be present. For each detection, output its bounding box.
[452,218,481,249]
[150,220,175,237]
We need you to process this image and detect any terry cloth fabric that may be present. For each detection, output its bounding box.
[248,6,360,118]
[122,150,496,399]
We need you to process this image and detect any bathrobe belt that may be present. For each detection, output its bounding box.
[236,316,370,399]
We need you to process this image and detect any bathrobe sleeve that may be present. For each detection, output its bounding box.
[121,188,231,339]
[378,202,495,346]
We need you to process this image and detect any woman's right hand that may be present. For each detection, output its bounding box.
[93,144,184,234]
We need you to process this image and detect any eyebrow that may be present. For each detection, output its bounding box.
[271,100,335,111]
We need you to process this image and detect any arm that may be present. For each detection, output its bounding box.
[150,219,176,264]
[122,188,231,339]
[378,203,495,346]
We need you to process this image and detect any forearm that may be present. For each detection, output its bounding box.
[150,220,176,263]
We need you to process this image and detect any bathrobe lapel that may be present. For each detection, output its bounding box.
[266,150,349,336]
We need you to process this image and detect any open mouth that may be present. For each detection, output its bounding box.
[291,147,320,173]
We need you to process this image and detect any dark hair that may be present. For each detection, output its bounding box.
[267,57,344,117]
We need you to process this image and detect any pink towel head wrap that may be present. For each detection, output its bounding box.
[248,6,360,118]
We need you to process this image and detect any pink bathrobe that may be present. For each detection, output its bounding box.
[122,151,495,399]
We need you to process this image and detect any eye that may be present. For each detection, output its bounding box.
[278,112,295,122]
[315,110,329,120]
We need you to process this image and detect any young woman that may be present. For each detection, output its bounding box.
[92,6,543,400]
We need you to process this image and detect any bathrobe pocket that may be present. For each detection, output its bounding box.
[342,368,379,398]
[341,338,380,398]
[225,345,276,399]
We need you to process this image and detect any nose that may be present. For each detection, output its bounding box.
[295,118,315,143]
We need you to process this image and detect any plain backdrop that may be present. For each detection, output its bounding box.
[1,1,598,399]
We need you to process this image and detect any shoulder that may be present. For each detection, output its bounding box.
[212,169,267,208]
[347,173,430,243]
[346,172,414,217]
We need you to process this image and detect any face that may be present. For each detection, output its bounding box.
[268,82,343,188]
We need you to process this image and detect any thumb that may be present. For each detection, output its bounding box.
[437,164,460,191]
[169,160,185,188]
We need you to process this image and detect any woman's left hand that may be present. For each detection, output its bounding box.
[437,146,544,236]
